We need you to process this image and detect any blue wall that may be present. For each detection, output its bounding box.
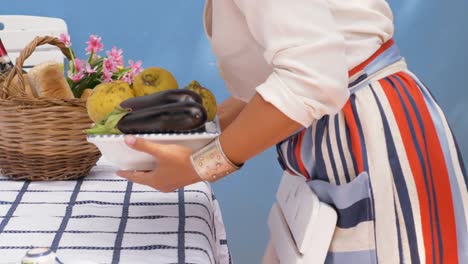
[2,1,467,263]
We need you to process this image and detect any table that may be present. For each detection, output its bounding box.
[0,161,232,264]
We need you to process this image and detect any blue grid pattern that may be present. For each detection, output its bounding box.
[0,163,231,264]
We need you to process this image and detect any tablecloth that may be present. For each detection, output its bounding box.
[0,161,232,264]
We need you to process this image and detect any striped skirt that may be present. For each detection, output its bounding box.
[277,41,467,263]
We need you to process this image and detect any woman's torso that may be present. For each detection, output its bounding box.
[204,0,394,101]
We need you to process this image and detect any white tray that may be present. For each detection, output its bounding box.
[87,121,220,171]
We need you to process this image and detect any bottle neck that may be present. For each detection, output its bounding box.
[0,39,9,57]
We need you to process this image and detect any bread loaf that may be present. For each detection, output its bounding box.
[27,62,74,99]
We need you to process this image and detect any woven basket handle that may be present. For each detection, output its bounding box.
[0,36,73,99]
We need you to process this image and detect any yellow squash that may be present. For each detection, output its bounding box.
[86,81,135,123]
[185,80,217,121]
[132,67,178,96]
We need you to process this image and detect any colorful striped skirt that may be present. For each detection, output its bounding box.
[277,40,467,263]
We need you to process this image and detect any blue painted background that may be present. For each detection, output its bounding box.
[2,0,467,263]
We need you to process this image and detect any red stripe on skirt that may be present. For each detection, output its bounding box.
[342,101,364,173]
[348,39,395,77]
[340,38,395,173]
[389,74,442,263]
[398,72,459,263]
[379,76,435,263]
[295,129,310,179]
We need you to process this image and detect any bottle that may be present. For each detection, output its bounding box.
[0,37,14,76]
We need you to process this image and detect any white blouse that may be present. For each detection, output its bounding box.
[204,0,394,127]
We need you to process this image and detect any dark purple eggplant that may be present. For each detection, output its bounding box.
[117,101,207,134]
[120,89,203,112]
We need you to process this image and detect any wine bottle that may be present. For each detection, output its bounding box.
[0,37,14,76]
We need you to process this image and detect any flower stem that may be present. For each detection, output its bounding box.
[69,47,76,73]
[88,51,94,64]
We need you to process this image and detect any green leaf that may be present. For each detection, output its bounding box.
[70,77,101,98]
[91,57,104,67]
[85,107,129,135]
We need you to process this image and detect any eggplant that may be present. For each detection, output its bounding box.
[117,101,207,134]
[120,89,203,112]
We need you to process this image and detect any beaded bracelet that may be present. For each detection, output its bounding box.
[190,137,242,182]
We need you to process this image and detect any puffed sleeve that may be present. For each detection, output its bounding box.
[233,0,349,127]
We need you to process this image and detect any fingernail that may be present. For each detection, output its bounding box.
[125,135,136,146]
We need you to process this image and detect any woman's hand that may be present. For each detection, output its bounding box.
[218,96,247,130]
[116,136,201,192]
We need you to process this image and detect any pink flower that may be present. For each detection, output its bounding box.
[102,69,114,83]
[64,34,145,88]
[59,33,72,47]
[85,35,104,55]
[67,58,86,82]
[73,58,85,73]
[121,60,143,84]
[85,63,97,74]
[121,71,137,84]
[129,60,143,75]
[106,47,124,67]
[121,74,132,84]
[68,70,85,82]
[103,57,117,73]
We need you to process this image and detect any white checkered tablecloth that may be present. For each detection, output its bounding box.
[0,161,232,264]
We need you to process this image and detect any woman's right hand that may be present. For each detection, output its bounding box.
[218,96,247,130]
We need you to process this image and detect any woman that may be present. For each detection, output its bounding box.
[117,0,467,263]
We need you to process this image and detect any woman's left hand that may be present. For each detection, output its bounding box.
[116,135,201,192]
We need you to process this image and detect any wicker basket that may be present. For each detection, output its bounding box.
[0,36,101,181]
